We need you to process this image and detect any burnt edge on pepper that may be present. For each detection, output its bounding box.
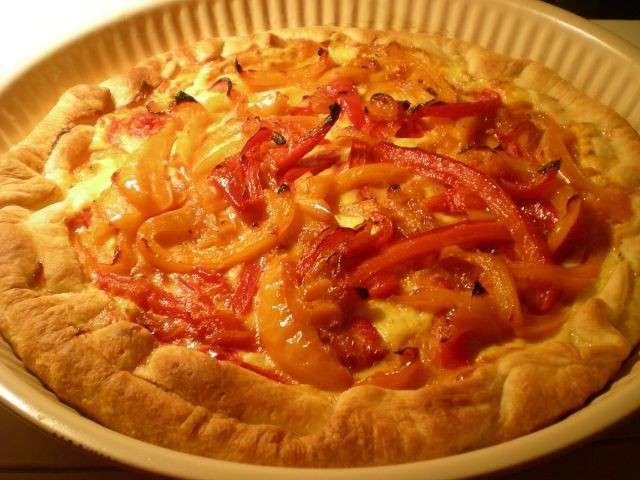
[472,281,486,296]
[175,90,198,104]
[272,132,287,145]
[212,77,233,97]
[538,159,562,174]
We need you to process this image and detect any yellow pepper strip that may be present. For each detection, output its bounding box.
[191,121,244,214]
[256,255,353,390]
[334,164,411,194]
[137,191,297,273]
[171,103,211,169]
[114,122,177,216]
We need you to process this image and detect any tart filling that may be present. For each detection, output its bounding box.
[59,37,630,391]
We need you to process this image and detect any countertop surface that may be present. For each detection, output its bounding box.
[0,2,639,479]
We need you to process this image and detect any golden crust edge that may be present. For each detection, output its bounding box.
[0,26,636,466]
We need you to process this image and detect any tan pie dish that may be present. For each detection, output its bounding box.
[1,1,640,478]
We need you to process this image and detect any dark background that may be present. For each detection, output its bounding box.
[548,0,640,18]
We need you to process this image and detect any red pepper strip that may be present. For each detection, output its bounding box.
[337,95,366,129]
[526,289,561,314]
[396,109,427,138]
[126,111,167,138]
[210,155,262,215]
[297,212,395,281]
[240,126,273,156]
[348,212,394,251]
[178,268,232,307]
[373,142,551,263]
[436,316,508,369]
[281,153,341,186]
[296,227,355,281]
[242,127,275,205]
[499,162,560,202]
[282,166,313,185]
[210,127,274,217]
[230,259,263,315]
[423,187,486,214]
[66,208,92,231]
[520,201,558,235]
[349,221,511,287]
[364,271,401,299]
[411,90,501,120]
[95,272,256,350]
[326,78,355,94]
[326,79,367,130]
[348,139,370,168]
[244,154,263,207]
[288,105,315,116]
[192,268,232,292]
[276,104,341,172]
[290,79,366,129]
[322,317,388,371]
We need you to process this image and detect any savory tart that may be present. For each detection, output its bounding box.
[1,26,639,466]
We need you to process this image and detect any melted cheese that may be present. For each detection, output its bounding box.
[39,151,121,219]
[65,155,120,211]
[358,300,432,352]
[328,44,360,65]
[27,150,122,228]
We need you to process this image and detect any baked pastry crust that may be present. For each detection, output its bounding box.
[0,26,639,466]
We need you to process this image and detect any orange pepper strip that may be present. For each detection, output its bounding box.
[507,261,598,295]
[539,121,591,192]
[240,49,331,91]
[411,90,501,120]
[349,221,511,287]
[373,142,551,263]
[444,249,524,329]
[358,348,427,390]
[240,70,289,91]
[498,160,560,202]
[137,191,297,273]
[396,287,496,318]
[256,256,353,391]
[547,196,581,254]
